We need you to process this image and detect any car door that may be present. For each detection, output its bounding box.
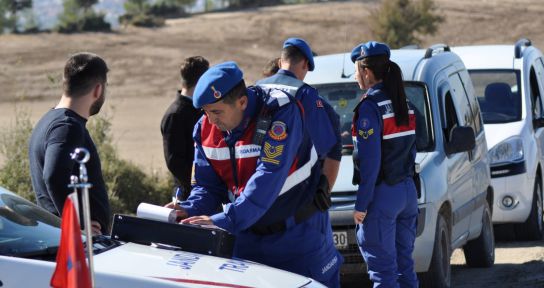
[457,69,490,233]
[440,77,473,245]
[531,58,544,179]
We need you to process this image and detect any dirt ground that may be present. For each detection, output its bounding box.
[1,1,544,286]
[342,239,544,287]
[450,240,544,288]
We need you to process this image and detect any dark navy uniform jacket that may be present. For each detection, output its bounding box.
[181,85,321,231]
[353,83,417,212]
[179,86,340,279]
[257,69,342,161]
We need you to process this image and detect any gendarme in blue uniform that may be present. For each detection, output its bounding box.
[351,42,418,288]
[180,61,341,287]
[257,37,341,162]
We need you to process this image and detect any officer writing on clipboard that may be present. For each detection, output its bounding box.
[351,41,418,287]
[173,61,342,287]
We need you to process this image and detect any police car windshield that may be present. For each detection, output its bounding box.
[0,191,61,259]
[314,82,432,153]
[468,70,522,124]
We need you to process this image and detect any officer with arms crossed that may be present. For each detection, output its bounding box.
[351,42,418,287]
[29,52,111,235]
[257,37,342,191]
[174,61,341,287]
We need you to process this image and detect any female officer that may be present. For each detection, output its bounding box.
[350,41,418,288]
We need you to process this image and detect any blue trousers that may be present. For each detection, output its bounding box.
[356,178,419,288]
[234,211,342,288]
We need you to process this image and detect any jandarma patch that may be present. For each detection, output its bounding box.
[262,142,284,165]
[358,128,374,139]
[268,121,287,141]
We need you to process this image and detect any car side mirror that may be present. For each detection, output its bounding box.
[533,118,544,129]
[446,126,476,155]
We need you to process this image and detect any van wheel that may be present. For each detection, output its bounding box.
[419,214,451,288]
[515,179,543,241]
[464,201,495,267]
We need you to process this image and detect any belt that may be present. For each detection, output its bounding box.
[249,199,321,235]
[249,175,331,235]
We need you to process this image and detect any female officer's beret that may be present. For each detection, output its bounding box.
[350,41,391,63]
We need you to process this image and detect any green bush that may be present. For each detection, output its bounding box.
[369,0,443,48]
[56,5,111,33]
[0,109,171,216]
[0,108,33,201]
[120,13,165,28]
[87,112,171,215]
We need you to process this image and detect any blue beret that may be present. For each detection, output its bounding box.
[193,61,243,108]
[351,41,391,63]
[283,37,315,71]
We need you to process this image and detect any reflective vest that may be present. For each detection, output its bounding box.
[352,91,417,185]
[256,72,305,98]
[200,88,321,227]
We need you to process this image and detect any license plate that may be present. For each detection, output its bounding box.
[332,231,348,249]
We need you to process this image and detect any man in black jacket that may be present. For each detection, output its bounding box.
[29,52,111,235]
[161,56,209,200]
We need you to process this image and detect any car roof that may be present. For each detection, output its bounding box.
[451,45,516,70]
[305,48,451,86]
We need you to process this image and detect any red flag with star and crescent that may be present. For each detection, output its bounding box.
[50,193,91,288]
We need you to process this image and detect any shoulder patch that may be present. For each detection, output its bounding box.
[268,121,288,141]
[358,128,374,140]
[262,142,284,165]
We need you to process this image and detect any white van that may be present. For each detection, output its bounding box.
[453,39,544,240]
[305,45,495,288]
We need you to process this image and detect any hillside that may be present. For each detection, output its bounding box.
[1,0,544,171]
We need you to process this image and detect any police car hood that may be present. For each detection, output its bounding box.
[483,121,525,150]
[93,242,321,288]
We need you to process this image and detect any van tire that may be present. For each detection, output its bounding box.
[515,179,543,241]
[464,201,495,267]
[419,214,451,288]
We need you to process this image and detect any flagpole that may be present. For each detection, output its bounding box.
[71,147,95,288]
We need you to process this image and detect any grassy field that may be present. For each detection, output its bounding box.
[1,0,543,173]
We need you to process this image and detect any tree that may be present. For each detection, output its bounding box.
[0,0,33,33]
[56,0,110,33]
[228,0,282,8]
[369,0,443,48]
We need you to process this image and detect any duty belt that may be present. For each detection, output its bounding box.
[249,175,331,235]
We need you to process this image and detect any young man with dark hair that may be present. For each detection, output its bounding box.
[29,52,111,235]
[173,61,341,287]
[257,38,342,193]
[161,56,209,200]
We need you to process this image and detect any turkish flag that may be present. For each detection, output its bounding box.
[50,193,91,288]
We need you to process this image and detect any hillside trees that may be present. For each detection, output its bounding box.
[370,0,443,48]
[120,0,195,27]
[56,0,111,33]
[0,0,33,33]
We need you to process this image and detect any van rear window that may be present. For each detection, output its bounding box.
[468,70,522,123]
[314,82,433,152]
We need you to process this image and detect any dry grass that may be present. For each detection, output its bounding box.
[1,0,544,172]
